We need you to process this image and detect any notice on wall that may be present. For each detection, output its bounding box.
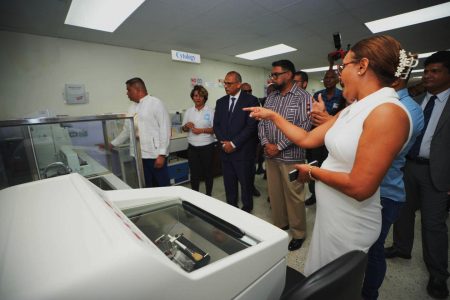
[191,77,203,86]
[64,84,88,104]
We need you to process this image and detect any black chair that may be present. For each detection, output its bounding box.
[281,250,368,300]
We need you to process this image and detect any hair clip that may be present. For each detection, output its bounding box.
[395,49,419,79]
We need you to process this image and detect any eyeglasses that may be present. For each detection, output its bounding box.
[269,71,288,79]
[337,60,358,75]
[223,81,238,86]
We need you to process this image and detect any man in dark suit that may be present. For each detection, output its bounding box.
[385,51,450,299]
[213,71,259,212]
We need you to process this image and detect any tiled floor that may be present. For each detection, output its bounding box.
[183,173,449,300]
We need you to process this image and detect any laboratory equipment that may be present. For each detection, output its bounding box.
[0,173,289,300]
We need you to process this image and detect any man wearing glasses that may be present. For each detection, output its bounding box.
[213,71,259,213]
[258,60,312,251]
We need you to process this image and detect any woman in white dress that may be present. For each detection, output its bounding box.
[244,35,417,275]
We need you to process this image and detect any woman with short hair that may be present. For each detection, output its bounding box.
[182,85,215,196]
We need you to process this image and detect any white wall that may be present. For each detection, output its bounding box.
[0,31,268,119]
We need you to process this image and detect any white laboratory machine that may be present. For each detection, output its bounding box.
[0,173,289,300]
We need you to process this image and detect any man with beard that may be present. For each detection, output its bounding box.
[258,60,312,251]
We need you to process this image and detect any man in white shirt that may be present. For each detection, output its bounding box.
[111,77,171,187]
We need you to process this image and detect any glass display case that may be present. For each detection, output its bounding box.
[0,114,144,189]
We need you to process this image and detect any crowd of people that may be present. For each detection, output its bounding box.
[113,35,449,299]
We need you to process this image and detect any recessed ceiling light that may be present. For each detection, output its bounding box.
[65,0,145,32]
[365,2,450,33]
[235,44,297,60]
[301,66,337,73]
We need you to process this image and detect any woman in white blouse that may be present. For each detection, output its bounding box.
[182,85,215,196]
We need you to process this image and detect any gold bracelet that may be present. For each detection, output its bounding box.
[308,165,317,181]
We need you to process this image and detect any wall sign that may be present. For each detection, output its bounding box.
[191,77,203,86]
[64,84,88,104]
[171,50,201,64]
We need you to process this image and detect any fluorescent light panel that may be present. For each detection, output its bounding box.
[236,44,297,60]
[418,49,450,58]
[411,69,424,73]
[418,51,436,59]
[365,3,450,33]
[65,0,145,32]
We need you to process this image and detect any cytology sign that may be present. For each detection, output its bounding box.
[171,50,201,64]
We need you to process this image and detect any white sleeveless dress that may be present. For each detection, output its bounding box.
[304,87,412,276]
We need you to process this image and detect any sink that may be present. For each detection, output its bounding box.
[89,176,115,190]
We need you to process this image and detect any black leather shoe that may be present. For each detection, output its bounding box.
[384,246,411,259]
[253,188,261,197]
[427,276,449,299]
[305,195,316,206]
[288,238,304,251]
[281,225,289,230]
[241,206,253,213]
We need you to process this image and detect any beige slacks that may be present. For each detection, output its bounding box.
[266,158,307,239]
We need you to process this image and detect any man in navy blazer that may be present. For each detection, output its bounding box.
[213,71,259,212]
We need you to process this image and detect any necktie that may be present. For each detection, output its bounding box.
[408,95,437,158]
[229,97,236,113]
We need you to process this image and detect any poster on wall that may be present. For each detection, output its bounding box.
[64,84,89,104]
[191,77,203,87]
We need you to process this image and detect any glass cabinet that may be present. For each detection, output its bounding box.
[0,114,144,190]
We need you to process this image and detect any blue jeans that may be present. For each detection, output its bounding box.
[362,197,404,300]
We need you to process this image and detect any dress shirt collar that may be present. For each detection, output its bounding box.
[229,90,241,101]
[194,105,205,112]
[425,88,450,103]
[396,88,409,100]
